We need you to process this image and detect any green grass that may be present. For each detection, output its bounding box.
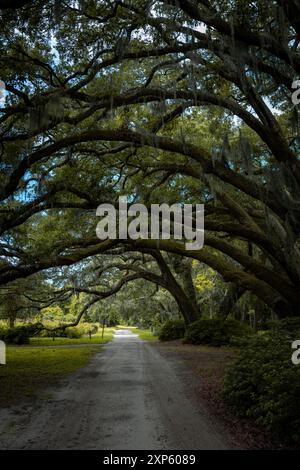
[125,326,158,341]
[0,346,99,404]
[135,329,158,341]
[28,328,114,346]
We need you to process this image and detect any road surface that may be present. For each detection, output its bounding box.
[0,330,230,449]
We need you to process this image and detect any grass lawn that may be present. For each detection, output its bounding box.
[28,328,114,346]
[134,328,158,341]
[0,346,99,405]
[122,326,158,341]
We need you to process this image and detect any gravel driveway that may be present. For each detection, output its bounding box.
[0,330,230,450]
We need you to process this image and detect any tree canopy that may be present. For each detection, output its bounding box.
[1,0,300,324]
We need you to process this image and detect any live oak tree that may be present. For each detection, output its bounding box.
[1,0,300,321]
[0,274,59,325]
[58,251,200,325]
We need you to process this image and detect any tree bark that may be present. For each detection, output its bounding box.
[152,252,199,325]
[217,284,245,319]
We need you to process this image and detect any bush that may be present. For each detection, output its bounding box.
[158,319,186,341]
[267,317,300,333]
[223,331,300,445]
[78,323,98,337]
[0,324,42,345]
[39,326,82,339]
[38,322,99,339]
[183,318,252,346]
[64,327,82,339]
[39,328,64,338]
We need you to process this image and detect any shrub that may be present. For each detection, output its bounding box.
[78,323,98,337]
[183,318,252,346]
[267,317,300,334]
[5,327,30,345]
[64,327,82,339]
[0,324,42,345]
[38,322,98,339]
[39,326,82,339]
[39,328,64,338]
[158,319,186,341]
[223,331,300,445]
[0,327,6,339]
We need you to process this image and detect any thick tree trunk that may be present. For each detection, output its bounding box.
[169,282,199,325]
[153,252,199,325]
[175,259,198,313]
[217,283,245,319]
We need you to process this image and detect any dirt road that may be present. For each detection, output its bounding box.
[0,330,230,450]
